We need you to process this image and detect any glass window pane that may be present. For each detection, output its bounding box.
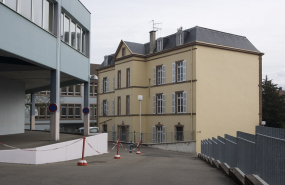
[5,0,17,11]
[61,104,67,118]
[82,30,86,54]
[90,83,93,96]
[21,0,32,20]
[68,105,73,118]
[64,16,70,43]
[89,105,93,118]
[75,84,81,95]
[60,13,64,40]
[71,21,76,48]
[75,105,80,118]
[94,105,97,118]
[68,85,74,95]
[44,0,53,32]
[76,26,81,51]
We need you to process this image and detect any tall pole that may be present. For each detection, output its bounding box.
[139,100,141,141]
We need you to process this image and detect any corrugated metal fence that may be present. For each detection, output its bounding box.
[201,126,285,185]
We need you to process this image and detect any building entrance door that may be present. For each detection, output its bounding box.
[118,125,129,142]
[157,127,163,143]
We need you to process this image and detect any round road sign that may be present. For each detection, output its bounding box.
[48,103,57,113]
[83,107,89,114]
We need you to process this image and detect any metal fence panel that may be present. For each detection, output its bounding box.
[224,134,237,167]
[217,136,225,163]
[237,131,255,175]
[256,126,285,185]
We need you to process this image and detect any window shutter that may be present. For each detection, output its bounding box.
[106,100,109,115]
[172,63,176,83]
[153,67,156,85]
[162,126,166,143]
[106,77,109,92]
[183,60,186,81]
[171,93,175,113]
[162,65,165,84]
[112,99,115,116]
[100,79,103,93]
[113,76,115,91]
[183,92,187,113]
[152,126,156,143]
[162,94,165,114]
[112,125,115,141]
[100,101,103,116]
[153,95,156,114]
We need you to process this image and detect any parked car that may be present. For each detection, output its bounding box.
[77,127,99,134]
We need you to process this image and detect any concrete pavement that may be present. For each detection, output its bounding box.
[0,142,236,185]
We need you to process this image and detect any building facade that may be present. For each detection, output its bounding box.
[0,0,91,140]
[97,26,263,153]
[24,64,99,131]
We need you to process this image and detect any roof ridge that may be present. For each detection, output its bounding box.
[124,41,144,45]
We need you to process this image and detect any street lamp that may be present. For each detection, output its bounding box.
[261,121,266,127]
[138,95,143,142]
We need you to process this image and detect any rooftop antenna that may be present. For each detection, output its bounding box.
[149,20,162,31]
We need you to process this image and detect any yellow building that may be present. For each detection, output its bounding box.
[97,26,263,153]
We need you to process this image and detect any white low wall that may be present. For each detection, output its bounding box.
[147,142,196,154]
[0,133,107,165]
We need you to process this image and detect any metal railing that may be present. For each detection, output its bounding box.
[104,131,195,144]
[201,126,285,185]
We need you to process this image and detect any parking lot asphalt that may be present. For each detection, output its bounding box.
[0,142,237,185]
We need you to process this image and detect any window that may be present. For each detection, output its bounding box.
[103,100,108,116]
[61,104,67,118]
[126,68,130,87]
[117,97,121,116]
[153,94,165,114]
[75,84,81,96]
[172,92,187,113]
[34,0,43,26]
[157,40,163,51]
[68,85,74,96]
[102,77,109,93]
[82,30,86,55]
[113,76,115,91]
[90,82,97,97]
[152,125,166,143]
[35,104,50,120]
[60,13,64,40]
[176,31,183,46]
[61,85,81,96]
[90,104,97,120]
[172,60,186,83]
[153,65,165,85]
[44,0,53,33]
[64,16,70,43]
[112,99,115,116]
[21,0,32,20]
[71,21,76,48]
[126,95,130,115]
[5,0,17,11]
[103,124,107,133]
[76,26,81,51]
[61,104,81,119]
[122,48,126,57]
[118,70,121,89]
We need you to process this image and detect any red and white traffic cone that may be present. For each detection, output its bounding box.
[136,140,141,155]
[77,137,88,166]
[114,139,121,159]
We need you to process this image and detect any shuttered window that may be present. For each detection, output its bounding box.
[112,99,115,116]
[117,97,121,116]
[113,76,115,91]
[118,71,121,89]
[100,101,103,116]
[154,65,165,85]
[153,95,156,114]
[172,61,187,83]
[153,67,156,85]
[172,92,187,113]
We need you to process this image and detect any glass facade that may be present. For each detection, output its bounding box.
[5,0,17,11]
[21,0,32,20]
[71,21,76,48]
[64,16,70,43]
[34,0,43,26]
[76,26,81,51]
[44,0,53,32]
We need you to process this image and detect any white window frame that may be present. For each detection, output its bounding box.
[157,39,163,51]
[157,66,163,85]
[177,92,183,113]
[157,94,163,114]
[177,62,183,82]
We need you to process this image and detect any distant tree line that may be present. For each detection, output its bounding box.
[262,75,285,128]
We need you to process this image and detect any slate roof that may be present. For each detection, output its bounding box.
[99,26,260,69]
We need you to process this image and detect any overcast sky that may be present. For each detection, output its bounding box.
[80,0,285,88]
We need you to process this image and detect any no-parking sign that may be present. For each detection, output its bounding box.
[48,103,57,113]
[82,107,89,114]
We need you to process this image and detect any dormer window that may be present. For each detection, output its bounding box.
[176,31,184,46]
[122,47,126,57]
[157,39,163,52]
[104,56,108,66]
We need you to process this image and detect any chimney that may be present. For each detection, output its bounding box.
[149,30,156,54]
